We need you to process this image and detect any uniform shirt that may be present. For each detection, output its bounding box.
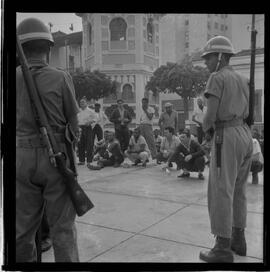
[77,107,97,127]
[204,65,249,122]
[160,135,180,154]
[16,58,79,136]
[252,138,264,164]
[193,106,207,127]
[159,110,178,130]
[140,106,155,125]
[129,135,150,154]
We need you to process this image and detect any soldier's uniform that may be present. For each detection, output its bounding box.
[199,36,253,263]
[16,18,80,262]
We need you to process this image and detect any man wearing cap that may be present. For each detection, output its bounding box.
[16,18,80,262]
[158,102,178,137]
[109,99,132,152]
[199,36,253,263]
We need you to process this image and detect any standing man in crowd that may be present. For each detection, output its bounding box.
[92,102,108,144]
[109,99,132,152]
[199,36,253,263]
[16,17,80,262]
[77,97,98,166]
[192,97,207,144]
[139,97,157,159]
[158,102,178,136]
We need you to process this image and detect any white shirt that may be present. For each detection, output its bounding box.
[77,107,98,127]
[193,106,207,127]
[140,106,155,125]
[252,138,264,164]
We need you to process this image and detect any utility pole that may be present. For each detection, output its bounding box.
[246,14,257,127]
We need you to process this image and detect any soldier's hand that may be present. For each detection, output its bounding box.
[185,154,192,162]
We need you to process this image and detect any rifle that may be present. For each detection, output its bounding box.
[245,14,257,127]
[16,34,94,217]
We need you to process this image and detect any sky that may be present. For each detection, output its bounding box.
[16,13,82,34]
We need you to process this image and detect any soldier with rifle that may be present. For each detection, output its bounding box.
[16,17,93,262]
[199,36,253,262]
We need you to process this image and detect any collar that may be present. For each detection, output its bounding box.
[27,58,48,69]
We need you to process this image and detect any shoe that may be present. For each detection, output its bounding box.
[178,172,190,178]
[231,227,247,256]
[199,236,234,263]
[41,238,52,253]
[87,164,102,170]
[198,173,205,180]
[133,159,141,166]
[77,162,85,165]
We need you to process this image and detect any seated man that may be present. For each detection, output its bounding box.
[156,127,180,167]
[251,136,264,184]
[125,127,151,167]
[88,130,124,170]
[153,128,163,153]
[168,128,205,180]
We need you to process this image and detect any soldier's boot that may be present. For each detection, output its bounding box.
[199,236,234,263]
[252,172,259,184]
[231,227,247,256]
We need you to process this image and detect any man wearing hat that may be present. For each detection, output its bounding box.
[199,36,253,263]
[16,17,80,262]
[109,99,132,152]
[158,102,178,136]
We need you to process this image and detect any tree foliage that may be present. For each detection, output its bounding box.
[71,70,117,101]
[145,56,210,99]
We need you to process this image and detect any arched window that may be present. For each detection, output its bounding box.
[88,23,92,45]
[122,83,134,101]
[147,20,154,43]
[109,18,127,41]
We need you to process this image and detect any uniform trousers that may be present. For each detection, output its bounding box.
[208,124,253,238]
[139,124,157,159]
[78,125,93,163]
[92,124,103,144]
[16,142,79,262]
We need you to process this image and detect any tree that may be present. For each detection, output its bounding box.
[145,56,210,120]
[71,70,117,101]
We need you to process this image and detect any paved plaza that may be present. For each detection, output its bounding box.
[42,159,264,263]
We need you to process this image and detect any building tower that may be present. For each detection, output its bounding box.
[76,13,164,128]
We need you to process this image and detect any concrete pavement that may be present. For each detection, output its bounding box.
[42,160,264,263]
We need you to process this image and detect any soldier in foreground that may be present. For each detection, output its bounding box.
[199,36,253,262]
[16,18,80,262]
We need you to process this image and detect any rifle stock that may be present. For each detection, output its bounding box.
[16,34,94,216]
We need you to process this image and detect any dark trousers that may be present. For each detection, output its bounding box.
[115,126,130,152]
[92,124,103,143]
[197,125,204,144]
[78,125,93,163]
[173,154,205,172]
[41,211,50,240]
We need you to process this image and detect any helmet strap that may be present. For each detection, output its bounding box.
[215,53,222,72]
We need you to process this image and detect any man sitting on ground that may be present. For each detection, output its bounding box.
[153,128,163,153]
[251,135,264,184]
[156,127,180,167]
[88,130,124,170]
[125,127,151,167]
[167,128,205,180]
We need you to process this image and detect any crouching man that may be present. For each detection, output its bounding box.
[168,128,205,180]
[87,130,124,170]
[125,127,150,167]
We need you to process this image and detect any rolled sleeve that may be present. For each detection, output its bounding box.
[204,73,223,100]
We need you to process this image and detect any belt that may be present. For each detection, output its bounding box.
[215,118,244,129]
[16,133,65,148]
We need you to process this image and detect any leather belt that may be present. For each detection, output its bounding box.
[215,118,244,129]
[16,133,65,148]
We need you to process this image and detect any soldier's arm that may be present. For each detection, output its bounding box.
[202,94,219,133]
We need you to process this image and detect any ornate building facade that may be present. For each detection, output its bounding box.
[76,13,163,128]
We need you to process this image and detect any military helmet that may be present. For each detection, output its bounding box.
[201,35,235,58]
[17,17,54,45]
